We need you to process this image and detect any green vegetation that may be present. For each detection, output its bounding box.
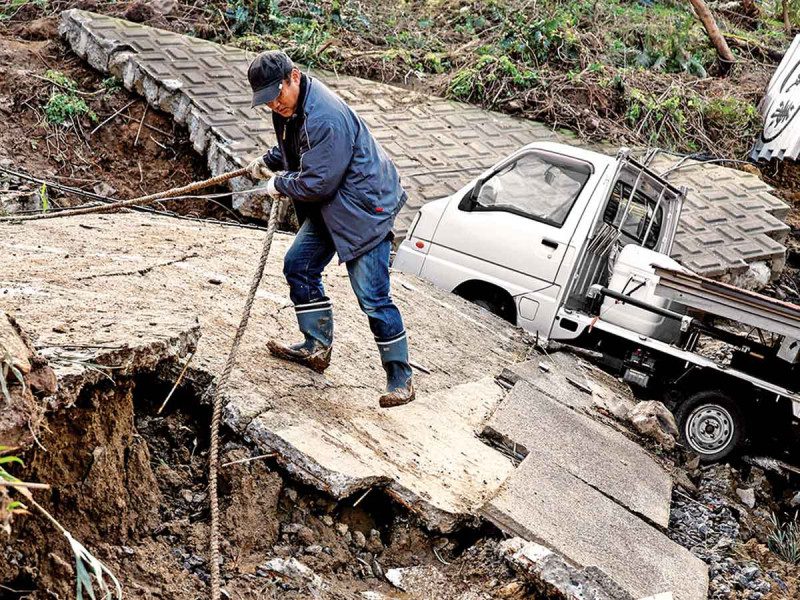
[213,0,791,156]
[41,71,97,125]
[101,76,123,95]
[0,0,47,20]
[768,512,800,564]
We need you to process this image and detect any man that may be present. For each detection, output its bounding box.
[245,50,414,408]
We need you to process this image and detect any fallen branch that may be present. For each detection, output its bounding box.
[723,33,784,62]
[687,0,736,73]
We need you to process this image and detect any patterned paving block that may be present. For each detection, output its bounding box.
[60,10,788,279]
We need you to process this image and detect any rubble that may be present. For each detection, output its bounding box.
[627,400,680,451]
[0,162,41,216]
[736,487,757,509]
[667,463,797,599]
[498,537,633,600]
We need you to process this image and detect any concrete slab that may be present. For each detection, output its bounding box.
[0,213,529,531]
[484,380,673,527]
[1,212,709,597]
[58,10,790,280]
[481,454,709,600]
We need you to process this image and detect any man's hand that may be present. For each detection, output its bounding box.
[265,176,280,198]
[246,156,271,180]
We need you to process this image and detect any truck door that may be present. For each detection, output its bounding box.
[422,148,594,335]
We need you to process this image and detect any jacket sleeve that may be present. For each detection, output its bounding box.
[262,145,284,172]
[273,120,353,202]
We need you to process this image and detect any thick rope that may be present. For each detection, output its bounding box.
[0,168,249,221]
[208,194,284,600]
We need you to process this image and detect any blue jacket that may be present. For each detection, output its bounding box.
[263,77,407,263]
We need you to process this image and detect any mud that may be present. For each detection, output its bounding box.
[1,367,531,599]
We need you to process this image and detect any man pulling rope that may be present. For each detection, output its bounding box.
[245,51,416,409]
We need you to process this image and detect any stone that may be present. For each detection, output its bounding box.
[352,530,366,549]
[366,529,384,554]
[498,538,634,600]
[736,488,756,509]
[296,526,315,546]
[627,401,679,450]
[789,491,800,508]
[150,0,177,15]
[258,557,326,590]
[335,523,349,536]
[92,182,117,198]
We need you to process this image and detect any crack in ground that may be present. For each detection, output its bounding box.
[76,252,199,280]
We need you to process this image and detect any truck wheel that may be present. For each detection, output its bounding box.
[473,297,514,323]
[675,390,745,462]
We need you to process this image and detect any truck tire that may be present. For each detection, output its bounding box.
[675,390,745,463]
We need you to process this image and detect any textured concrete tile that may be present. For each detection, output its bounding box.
[60,10,787,279]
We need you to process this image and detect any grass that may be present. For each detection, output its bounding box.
[768,511,800,565]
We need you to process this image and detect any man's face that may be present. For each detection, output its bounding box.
[267,68,301,118]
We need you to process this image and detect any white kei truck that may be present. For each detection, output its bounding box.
[394,142,800,462]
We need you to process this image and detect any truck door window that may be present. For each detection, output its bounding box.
[473,152,591,227]
[603,181,663,249]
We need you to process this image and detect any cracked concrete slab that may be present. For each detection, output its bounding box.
[58,9,789,280]
[0,213,530,532]
[484,380,673,528]
[481,454,709,600]
[1,212,710,597]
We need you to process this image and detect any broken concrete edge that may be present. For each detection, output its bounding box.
[499,537,636,600]
[50,324,201,409]
[239,415,472,533]
[58,10,269,219]
[479,424,529,463]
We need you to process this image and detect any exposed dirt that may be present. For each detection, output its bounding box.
[1,370,531,599]
[0,27,240,222]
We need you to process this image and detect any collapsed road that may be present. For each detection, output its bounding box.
[1,211,707,599]
[8,8,799,600]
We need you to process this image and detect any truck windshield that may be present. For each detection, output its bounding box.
[475,152,592,227]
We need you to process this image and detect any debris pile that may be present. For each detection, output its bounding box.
[0,161,42,216]
[669,462,799,599]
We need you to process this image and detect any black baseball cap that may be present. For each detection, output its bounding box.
[248,51,294,108]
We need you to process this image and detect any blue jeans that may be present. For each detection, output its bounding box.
[283,218,405,343]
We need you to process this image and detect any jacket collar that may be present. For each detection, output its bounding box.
[290,73,309,120]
